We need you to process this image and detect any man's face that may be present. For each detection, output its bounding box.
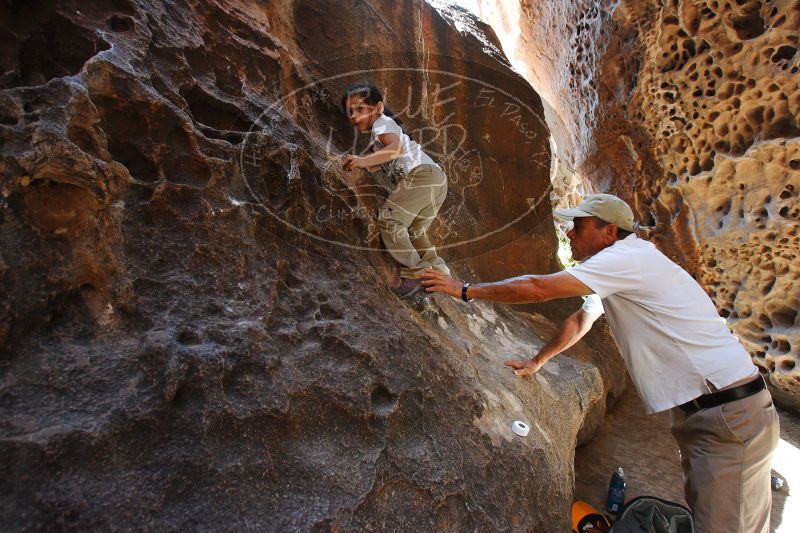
[566,216,618,261]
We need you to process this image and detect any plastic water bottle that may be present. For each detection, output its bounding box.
[605,467,627,514]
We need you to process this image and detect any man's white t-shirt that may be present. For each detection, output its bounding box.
[567,234,757,413]
[581,294,604,315]
[370,114,438,175]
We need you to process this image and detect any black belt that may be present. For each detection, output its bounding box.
[678,376,765,415]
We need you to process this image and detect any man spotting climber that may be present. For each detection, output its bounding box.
[422,193,779,533]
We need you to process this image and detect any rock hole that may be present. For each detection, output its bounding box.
[161,151,211,187]
[766,117,800,139]
[770,306,797,328]
[714,140,730,152]
[177,329,202,345]
[730,13,765,40]
[67,123,102,157]
[762,275,776,295]
[746,106,764,125]
[180,84,254,132]
[108,140,159,182]
[318,303,342,321]
[171,384,203,409]
[371,385,396,417]
[80,283,96,293]
[0,110,17,125]
[108,15,134,32]
[771,45,797,62]
[2,13,111,89]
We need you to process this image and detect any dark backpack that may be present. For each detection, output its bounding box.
[609,496,694,533]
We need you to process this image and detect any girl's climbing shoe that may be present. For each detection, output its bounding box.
[391,277,426,299]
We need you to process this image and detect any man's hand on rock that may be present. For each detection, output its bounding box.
[504,357,543,377]
[421,269,463,298]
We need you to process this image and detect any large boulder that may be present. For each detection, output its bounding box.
[0,0,621,529]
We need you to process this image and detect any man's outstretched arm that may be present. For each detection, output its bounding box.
[421,269,593,303]
[505,307,602,376]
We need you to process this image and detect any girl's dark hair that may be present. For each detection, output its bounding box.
[341,83,402,125]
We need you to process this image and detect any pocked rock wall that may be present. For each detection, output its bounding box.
[0,0,627,530]
[478,0,800,409]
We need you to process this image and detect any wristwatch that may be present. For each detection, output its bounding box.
[461,282,472,302]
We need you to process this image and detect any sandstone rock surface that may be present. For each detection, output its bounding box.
[0,0,624,529]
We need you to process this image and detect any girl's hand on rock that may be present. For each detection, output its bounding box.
[343,154,364,171]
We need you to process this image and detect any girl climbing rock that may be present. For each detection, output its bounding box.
[341,83,450,298]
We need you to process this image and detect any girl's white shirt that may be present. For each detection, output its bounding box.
[369,114,439,175]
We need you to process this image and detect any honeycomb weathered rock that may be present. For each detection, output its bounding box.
[623,1,800,406]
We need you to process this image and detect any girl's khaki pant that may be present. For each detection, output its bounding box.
[378,164,450,279]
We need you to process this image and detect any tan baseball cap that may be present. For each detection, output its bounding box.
[554,193,635,232]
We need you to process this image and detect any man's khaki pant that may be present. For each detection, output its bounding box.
[378,164,450,279]
[669,387,779,533]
